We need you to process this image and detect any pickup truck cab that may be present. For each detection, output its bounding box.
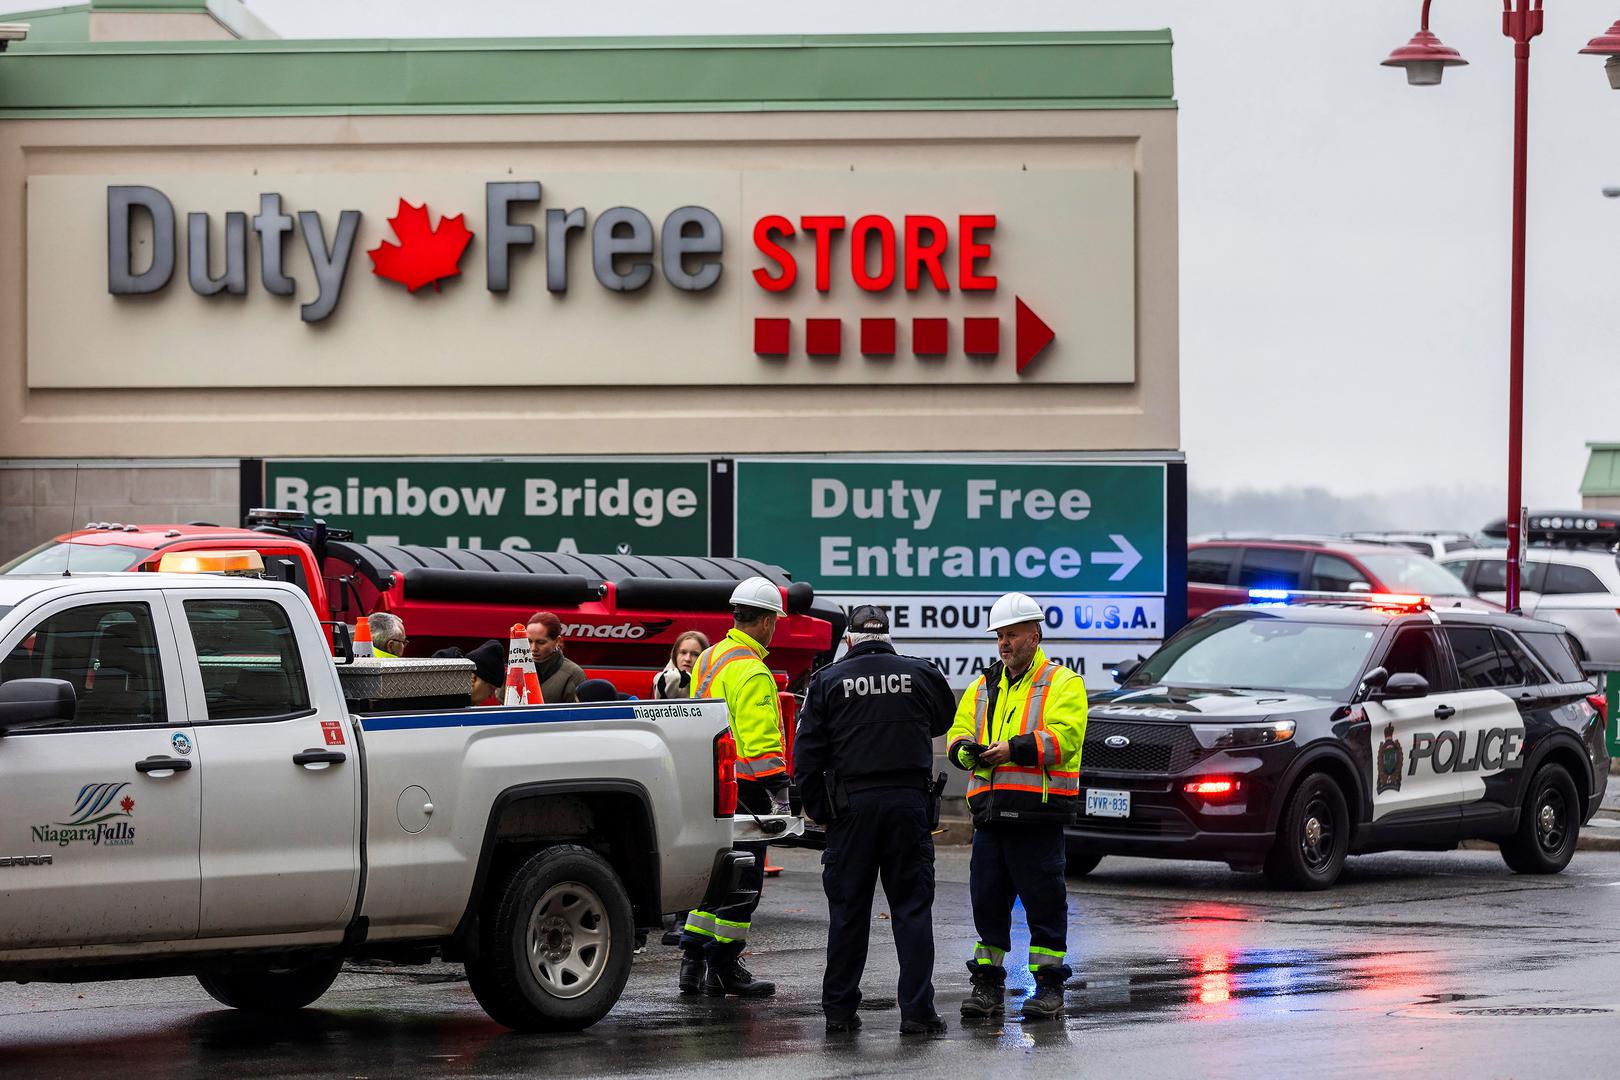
[0,572,742,1031]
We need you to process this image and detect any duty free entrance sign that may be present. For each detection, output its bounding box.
[734,458,1171,687]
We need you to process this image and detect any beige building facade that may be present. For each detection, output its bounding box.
[0,9,1180,584]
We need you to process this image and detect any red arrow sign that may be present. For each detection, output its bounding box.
[1015,297,1055,374]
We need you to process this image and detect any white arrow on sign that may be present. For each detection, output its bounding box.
[1091,534,1141,582]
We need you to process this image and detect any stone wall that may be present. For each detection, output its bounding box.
[0,462,239,562]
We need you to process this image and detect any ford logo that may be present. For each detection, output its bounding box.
[1104,735,1131,749]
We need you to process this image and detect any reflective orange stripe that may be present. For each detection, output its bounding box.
[739,754,788,780]
[694,645,753,697]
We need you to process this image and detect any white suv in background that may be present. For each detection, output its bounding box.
[1440,547,1620,664]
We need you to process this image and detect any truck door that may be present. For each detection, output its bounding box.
[167,590,359,939]
[0,593,200,947]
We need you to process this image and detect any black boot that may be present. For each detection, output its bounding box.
[703,958,776,998]
[678,951,706,995]
[959,962,1005,1017]
[1020,965,1070,1020]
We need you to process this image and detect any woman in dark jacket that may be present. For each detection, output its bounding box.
[652,630,709,699]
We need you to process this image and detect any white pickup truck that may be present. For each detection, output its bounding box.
[0,572,745,1031]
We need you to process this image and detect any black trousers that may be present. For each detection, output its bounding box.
[967,822,1068,972]
[820,786,936,1023]
[682,783,769,963]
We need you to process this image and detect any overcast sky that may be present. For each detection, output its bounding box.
[18,0,1620,524]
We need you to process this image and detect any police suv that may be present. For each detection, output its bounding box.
[1069,590,1609,889]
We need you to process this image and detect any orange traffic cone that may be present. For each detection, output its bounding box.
[504,623,545,706]
[352,614,374,658]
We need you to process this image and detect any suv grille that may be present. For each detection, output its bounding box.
[1082,720,1206,775]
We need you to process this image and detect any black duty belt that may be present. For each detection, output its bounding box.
[846,771,930,794]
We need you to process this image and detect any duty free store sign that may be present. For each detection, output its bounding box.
[26,168,1134,390]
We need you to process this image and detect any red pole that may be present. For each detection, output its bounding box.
[1505,38,1529,611]
[1502,1,1542,612]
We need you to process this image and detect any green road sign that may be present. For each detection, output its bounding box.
[733,458,1165,593]
[264,458,709,555]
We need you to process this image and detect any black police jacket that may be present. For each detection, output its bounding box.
[793,640,955,823]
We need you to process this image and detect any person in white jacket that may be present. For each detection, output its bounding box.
[652,630,709,699]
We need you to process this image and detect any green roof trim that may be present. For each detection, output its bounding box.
[1582,443,1620,497]
[0,4,90,43]
[0,31,1176,118]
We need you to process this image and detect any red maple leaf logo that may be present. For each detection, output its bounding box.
[120,795,134,815]
[368,200,473,293]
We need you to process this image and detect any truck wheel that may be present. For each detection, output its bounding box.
[1263,772,1349,890]
[1501,762,1580,875]
[1064,844,1103,877]
[465,844,634,1032]
[196,957,343,1012]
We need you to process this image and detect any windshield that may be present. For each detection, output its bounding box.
[0,542,148,575]
[1357,552,1470,596]
[1125,612,1380,697]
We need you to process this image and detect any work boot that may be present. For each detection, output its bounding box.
[959,962,1006,1017]
[899,1014,947,1035]
[703,958,776,998]
[1020,966,1070,1021]
[825,1014,863,1033]
[678,951,706,996]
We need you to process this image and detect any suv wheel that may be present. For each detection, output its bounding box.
[1263,772,1349,890]
[1501,762,1580,875]
[196,957,344,1012]
[465,844,634,1032]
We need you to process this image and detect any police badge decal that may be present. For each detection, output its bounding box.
[1376,722,1404,794]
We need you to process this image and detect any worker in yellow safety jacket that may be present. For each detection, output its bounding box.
[946,592,1088,1021]
[677,576,791,999]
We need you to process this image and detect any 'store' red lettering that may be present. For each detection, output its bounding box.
[750,211,995,292]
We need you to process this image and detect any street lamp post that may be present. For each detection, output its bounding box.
[1382,1,1620,612]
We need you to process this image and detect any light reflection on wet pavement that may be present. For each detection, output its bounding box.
[3,847,1618,1079]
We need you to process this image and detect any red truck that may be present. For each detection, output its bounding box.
[0,510,843,706]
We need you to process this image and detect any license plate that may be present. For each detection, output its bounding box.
[1086,789,1131,818]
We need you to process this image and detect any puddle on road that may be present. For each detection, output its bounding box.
[1052,947,1438,1026]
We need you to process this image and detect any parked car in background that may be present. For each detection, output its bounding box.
[1441,546,1620,665]
[1343,531,1481,560]
[1188,538,1489,621]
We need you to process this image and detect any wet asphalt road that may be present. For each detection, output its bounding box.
[4,846,1620,1080]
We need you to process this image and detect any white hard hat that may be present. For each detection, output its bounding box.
[988,592,1044,632]
[730,576,786,615]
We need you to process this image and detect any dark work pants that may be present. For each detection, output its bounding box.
[820,787,937,1023]
[682,783,770,963]
[968,823,1068,970]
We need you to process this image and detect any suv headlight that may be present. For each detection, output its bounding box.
[1192,720,1296,750]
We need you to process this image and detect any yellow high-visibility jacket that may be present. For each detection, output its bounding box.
[946,647,1087,823]
[690,628,787,782]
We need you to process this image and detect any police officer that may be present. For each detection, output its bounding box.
[677,576,792,999]
[946,592,1088,1021]
[795,604,955,1035]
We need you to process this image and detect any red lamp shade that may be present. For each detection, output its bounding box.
[1383,28,1469,86]
[1580,20,1620,89]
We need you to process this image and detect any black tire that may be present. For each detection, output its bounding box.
[464,844,634,1033]
[1263,772,1349,890]
[1064,844,1103,877]
[196,957,343,1013]
[1501,762,1580,875]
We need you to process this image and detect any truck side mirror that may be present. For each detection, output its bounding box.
[0,678,78,734]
